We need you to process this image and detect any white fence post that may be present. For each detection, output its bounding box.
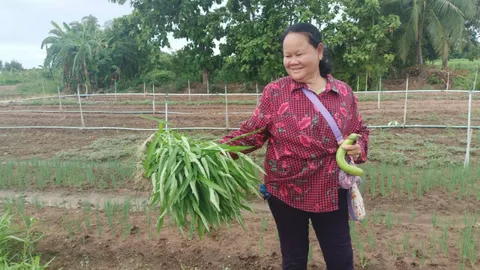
[446,72,450,90]
[402,76,409,128]
[114,80,117,102]
[165,91,168,130]
[365,72,368,91]
[464,90,473,168]
[57,86,62,112]
[225,85,229,130]
[143,82,146,99]
[207,80,210,96]
[76,85,85,129]
[188,79,191,102]
[377,77,381,110]
[152,84,155,114]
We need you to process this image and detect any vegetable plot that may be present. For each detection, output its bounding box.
[142,117,264,239]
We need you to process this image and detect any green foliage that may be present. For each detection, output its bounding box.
[143,118,263,239]
[383,0,477,69]
[0,211,52,269]
[324,0,401,85]
[32,0,480,95]
[2,61,24,72]
[427,74,442,85]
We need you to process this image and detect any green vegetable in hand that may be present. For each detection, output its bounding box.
[336,133,364,176]
[140,116,264,240]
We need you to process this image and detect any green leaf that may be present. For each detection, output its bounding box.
[209,187,221,212]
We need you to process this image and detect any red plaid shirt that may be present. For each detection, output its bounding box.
[221,74,369,213]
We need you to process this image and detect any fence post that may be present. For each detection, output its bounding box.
[114,80,117,102]
[365,72,368,91]
[464,90,473,168]
[41,80,45,95]
[402,76,409,128]
[207,80,210,96]
[165,91,168,130]
[57,86,62,112]
[446,72,450,90]
[225,85,229,130]
[77,85,85,129]
[188,79,191,102]
[377,77,381,110]
[152,84,155,114]
[143,82,146,99]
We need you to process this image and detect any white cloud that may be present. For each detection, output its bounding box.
[0,44,45,68]
[0,0,134,68]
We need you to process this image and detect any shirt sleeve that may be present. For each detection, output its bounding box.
[348,90,369,164]
[219,84,274,156]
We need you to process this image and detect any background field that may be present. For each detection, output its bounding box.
[1,78,479,269]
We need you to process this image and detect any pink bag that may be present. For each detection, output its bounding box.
[339,158,366,221]
[338,157,362,189]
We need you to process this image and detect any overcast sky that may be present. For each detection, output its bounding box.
[0,0,188,69]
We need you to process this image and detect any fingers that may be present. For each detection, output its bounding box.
[341,144,361,157]
[338,140,361,161]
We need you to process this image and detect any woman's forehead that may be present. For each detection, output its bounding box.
[283,34,312,51]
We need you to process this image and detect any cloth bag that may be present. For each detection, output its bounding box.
[302,88,366,221]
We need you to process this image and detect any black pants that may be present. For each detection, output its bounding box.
[267,188,353,270]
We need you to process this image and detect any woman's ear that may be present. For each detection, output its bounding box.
[317,43,324,61]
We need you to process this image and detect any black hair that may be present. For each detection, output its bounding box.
[281,22,332,78]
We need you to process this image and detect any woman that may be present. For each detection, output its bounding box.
[221,22,369,270]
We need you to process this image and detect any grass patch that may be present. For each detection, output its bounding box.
[0,159,135,190]
[54,134,145,162]
[431,59,480,72]
[366,129,478,168]
[0,70,61,96]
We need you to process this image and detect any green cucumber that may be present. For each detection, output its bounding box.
[336,133,364,176]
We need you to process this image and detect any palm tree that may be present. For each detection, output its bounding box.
[41,21,106,93]
[41,22,76,91]
[383,0,476,69]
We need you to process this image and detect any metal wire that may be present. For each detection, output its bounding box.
[0,124,479,131]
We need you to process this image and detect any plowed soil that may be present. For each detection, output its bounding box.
[1,91,479,269]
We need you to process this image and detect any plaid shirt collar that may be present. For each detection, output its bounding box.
[288,74,339,94]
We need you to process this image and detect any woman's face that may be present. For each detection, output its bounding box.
[283,32,323,83]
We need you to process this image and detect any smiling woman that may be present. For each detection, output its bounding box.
[281,23,332,95]
[220,22,370,270]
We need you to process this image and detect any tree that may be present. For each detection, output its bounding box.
[222,0,334,82]
[100,13,153,88]
[323,0,401,84]
[3,61,24,71]
[109,0,226,86]
[383,0,477,69]
[0,60,3,70]
[41,19,107,92]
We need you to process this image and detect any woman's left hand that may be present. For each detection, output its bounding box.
[338,140,361,161]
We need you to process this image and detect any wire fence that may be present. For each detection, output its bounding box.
[1,83,479,167]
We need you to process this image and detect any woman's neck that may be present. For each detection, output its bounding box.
[305,74,327,94]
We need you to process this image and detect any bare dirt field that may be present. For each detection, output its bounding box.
[1,91,479,269]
